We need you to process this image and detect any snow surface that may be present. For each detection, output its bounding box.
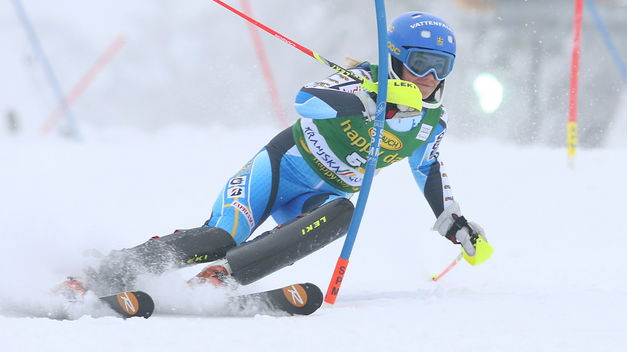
[2,0,627,349]
[1,126,626,352]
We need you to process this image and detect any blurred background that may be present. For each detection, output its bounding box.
[1,0,626,147]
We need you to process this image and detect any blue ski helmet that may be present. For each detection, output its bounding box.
[388,12,456,81]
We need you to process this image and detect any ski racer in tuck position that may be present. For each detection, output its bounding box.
[76,12,493,295]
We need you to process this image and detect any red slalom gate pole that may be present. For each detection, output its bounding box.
[41,35,126,135]
[240,0,289,128]
[567,0,583,161]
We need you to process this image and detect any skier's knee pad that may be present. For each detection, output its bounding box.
[225,198,354,285]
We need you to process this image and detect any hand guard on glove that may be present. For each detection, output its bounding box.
[354,91,422,122]
[433,200,493,265]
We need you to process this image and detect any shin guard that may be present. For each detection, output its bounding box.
[226,198,354,285]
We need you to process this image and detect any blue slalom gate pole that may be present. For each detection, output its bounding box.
[11,0,81,138]
[585,0,627,86]
[324,0,389,305]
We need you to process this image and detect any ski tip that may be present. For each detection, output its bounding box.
[101,291,155,319]
[278,283,323,316]
[129,291,155,319]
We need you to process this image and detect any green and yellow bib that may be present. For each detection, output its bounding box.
[292,107,442,192]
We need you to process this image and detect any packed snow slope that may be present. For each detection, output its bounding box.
[1,126,626,352]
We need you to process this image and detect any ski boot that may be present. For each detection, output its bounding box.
[187,259,234,288]
[53,277,88,301]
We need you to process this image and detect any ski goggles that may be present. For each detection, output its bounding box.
[403,48,455,81]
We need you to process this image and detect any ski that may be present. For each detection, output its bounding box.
[53,277,155,319]
[226,282,323,316]
[98,291,155,319]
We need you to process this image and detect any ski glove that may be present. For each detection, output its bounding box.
[354,91,422,122]
[433,200,493,265]
[354,90,377,122]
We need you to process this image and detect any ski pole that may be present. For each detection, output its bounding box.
[431,252,463,282]
[324,0,388,305]
[211,0,421,111]
[213,0,376,90]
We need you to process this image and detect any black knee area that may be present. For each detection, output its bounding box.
[119,226,236,272]
[150,227,237,266]
[88,226,236,294]
[225,198,354,285]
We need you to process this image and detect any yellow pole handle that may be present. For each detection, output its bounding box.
[361,79,423,111]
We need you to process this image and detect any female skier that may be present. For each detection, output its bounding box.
[75,12,491,295]
[191,11,492,286]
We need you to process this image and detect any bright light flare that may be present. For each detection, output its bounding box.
[473,73,503,114]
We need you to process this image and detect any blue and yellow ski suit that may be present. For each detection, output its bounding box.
[205,63,454,244]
